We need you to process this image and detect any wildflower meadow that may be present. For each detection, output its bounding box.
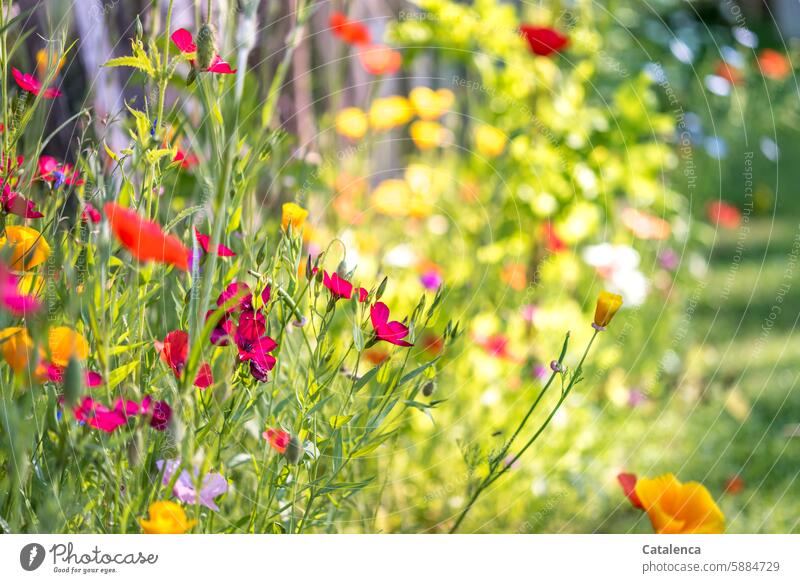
[0,0,798,540]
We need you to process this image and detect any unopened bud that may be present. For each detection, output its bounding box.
[196,23,217,70]
[284,435,304,464]
[135,15,144,40]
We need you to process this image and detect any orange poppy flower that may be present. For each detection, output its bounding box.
[48,327,89,367]
[104,203,189,271]
[714,62,743,85]
[757,49,790,81]
[359,44,402,76]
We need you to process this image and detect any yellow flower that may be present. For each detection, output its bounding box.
[281,202,308,231]
[593,291,623,329]
[372,179,412,217]
[0,226,51,270]
[16,273,45,297]
[410,121,445,150]
[0,327,38,373]
[335,107,368,140]
[48,327,89,368]
[474,124,507,158]
[409,87,454,120]
[635,474,725,534]
[139,501,196,534]
[369,96,413,131]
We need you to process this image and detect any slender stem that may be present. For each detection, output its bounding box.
[449,329,600,533]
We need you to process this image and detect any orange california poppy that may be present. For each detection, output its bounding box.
[104,203,189,270]
[635,473,725,534]
[359,44,402,76]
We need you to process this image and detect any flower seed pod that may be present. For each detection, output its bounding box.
[135,15,144,41]
[127,430,144,468]
[63,356,84,407]
[196,23,217,70]
[422,380,436,397]
[284,435,304,464]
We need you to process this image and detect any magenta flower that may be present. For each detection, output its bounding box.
[148,400,172,431]
[82,203,102,224]
[194,228,236,257]
[0,262,41,316]
[1,184,43,218]
[370,302,413,347]
[170,28,237,74]
[46,363,102,387]
[12,68,61,98]
[323,271,367,301]
[72,395,158,432]
[156,459,229,511]
[217,282,252,313]
[420,270,442,291]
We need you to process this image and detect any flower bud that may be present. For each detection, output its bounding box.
[63,356,84,407]
[196,23,217,70]
[422,380,436,397]
[284,435,304,464]
[135,15,144,41]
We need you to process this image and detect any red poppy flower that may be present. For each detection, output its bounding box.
[12,67,61,99]
[758,49,790,81]
[323,271,368,301]
[617,472,644,509]
[173,149,199,169]
[706,201,741,230]
[358,44,402,75]
[542,222,567,252]
[724,475,745,495]
[194,228,235,257]
[263,428,290,454]
[155,330,214,388]
[519,26,569,57]
[104,203,190,271]
[0,184,43,218]
[329,12,371,45]
[475,334,517,361]
[370,302,412,347]
[170,28,236,74]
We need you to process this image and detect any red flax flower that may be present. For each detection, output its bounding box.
[0,184,43,218]
[323,271,367,301]
[170,29,236,74]
[155,330,213,388]
[359,44,402,75]
[104,203,189,271]
[519,26,569,57]
[706,201,741,230]
[370,302,412,347]
[263,428,290,453]
[329,12,371,45]
[194,228,235,257]
[12,67,61,99]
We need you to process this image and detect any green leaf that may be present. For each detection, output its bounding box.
[107,361,139,390]
[329,414,353,429]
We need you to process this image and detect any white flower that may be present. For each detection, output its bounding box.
[582,243,650,306]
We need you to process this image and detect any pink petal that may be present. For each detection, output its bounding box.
[206,55,236,74]
[370,302,390,328]
[171,28,197,53]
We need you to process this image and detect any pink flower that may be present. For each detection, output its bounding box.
[12,68,61,98]
[323,271,367,301]
[171,28,237,74]
[235,314,277,382]
[370,302,412,347]
[419,270,442,291]
[0,261,41,315]
[155,330,214,388]
[46,363,102,387]
[194,228,236,257]
[156,459,228,511]
[1,184,43,218]
[82,203,102,224]
[73,397,128,432]
[38,155,83,187]
[148,400,172,431]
